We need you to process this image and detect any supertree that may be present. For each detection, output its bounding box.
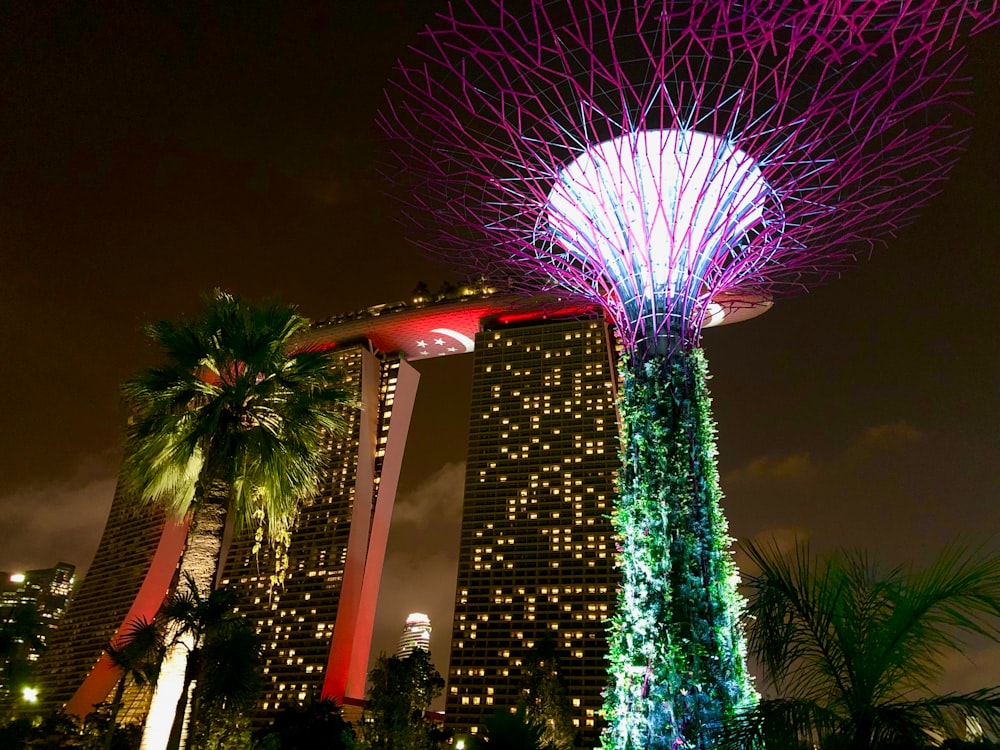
[378,2,996,748]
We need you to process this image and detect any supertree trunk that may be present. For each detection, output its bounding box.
[605,349,752,749]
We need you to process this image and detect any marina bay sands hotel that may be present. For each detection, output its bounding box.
[34,289,717,744]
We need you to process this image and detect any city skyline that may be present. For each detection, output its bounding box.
[0,1,997,703]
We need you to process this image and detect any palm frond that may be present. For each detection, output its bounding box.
[742,538,852,700]
[106,616,164,684]
[121,290,356,546]
[882,686,1000,741]
[718,698,843,750]
[737,537,1000,750]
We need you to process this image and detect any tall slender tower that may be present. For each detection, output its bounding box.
[446,315,619,748]
[396,613,432,658]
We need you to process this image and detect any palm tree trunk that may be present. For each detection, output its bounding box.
[166,651,198,750]
[140,495,227,750]
[102,676,127,750]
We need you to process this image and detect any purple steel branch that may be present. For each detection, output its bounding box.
[379,0,994,355]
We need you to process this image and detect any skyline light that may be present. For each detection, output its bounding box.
[0,1,996,735]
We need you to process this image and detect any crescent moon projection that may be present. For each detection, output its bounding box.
[430,327,476,353]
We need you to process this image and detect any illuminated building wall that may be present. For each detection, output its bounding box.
[32,486,187,717]
[221,342,420,722]
[1,563,76,711]
[445,317,619,747]
[396,612,432,658]
[1,563,76,652]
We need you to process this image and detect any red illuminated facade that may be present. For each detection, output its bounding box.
[36,291,606,722]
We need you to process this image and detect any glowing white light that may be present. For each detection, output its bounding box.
[22,686,38,703]
[10,573,25,583]
[547,128,769,302]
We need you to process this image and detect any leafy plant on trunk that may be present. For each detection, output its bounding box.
[604,349,754,749]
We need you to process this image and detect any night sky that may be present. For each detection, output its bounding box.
[1,3,997,698]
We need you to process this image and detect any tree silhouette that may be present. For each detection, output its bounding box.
[722,540,1000,750]
[359,649,444,750]
[103,617,163,750]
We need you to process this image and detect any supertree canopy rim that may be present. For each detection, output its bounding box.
[379,0,994,353]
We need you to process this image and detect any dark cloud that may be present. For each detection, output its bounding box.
[0,455,117,576]
[726,420,924,486]
[726,452,816,483]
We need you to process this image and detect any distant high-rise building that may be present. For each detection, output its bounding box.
[444,316,619,748]
[1,563,76,711]
[1,563,76,652]
[396,613,432,658]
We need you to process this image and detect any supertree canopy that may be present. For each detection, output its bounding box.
[378,2,996,748]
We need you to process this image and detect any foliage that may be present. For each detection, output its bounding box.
[0,716,35,749]
[358,649,445,750]
[83,708,144,750]
[185,703,253,750]
[256,697,355,749]
[603,349,755,750]
[9,710,83,748]
[721,539,1000,750]
[122,291,354,749]
[183,618,261,749]
[480,704,547,749]
[518,636,577,749]
[102,616,163,750]
[0,710,141,749]
[122,290,355,582]
[159,577,262,750]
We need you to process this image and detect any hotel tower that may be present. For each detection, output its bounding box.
[445,315,619,748]
[33,292,586,725]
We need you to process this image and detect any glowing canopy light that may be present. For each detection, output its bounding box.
[546,128,773,349]
[379,1,995,356]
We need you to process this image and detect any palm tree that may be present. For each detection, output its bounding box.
[103,617,163,750]
[722,539,1000,750]
[123,291,354,750]
[167,579,262,750]
[159,577,254,750]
